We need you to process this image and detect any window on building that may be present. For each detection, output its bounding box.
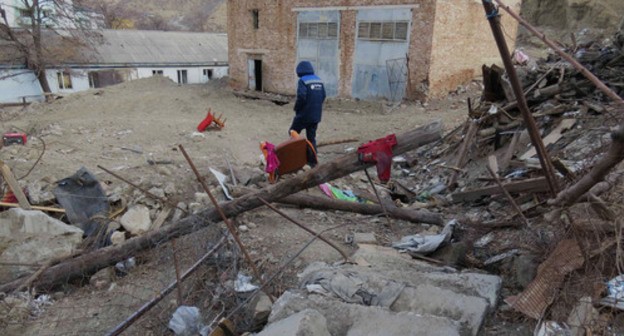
[203,69,214,80]
[357,21,409,42]
[177,70,188,84]
[152,70,163,76]
[57,71,73,89]
[298,22,338,40]
[251,9,259,29]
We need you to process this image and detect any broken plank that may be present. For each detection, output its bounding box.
[0,121,443,293]
[151,206,173,230]
[0,161,31,210]
[520,119,576,160]
[0,202,65,213]
[451,177,549,203]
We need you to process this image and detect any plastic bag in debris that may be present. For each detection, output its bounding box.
[235,272,259,293]
[513,49,529,65]
[534,321,571,336]
[168,306,210,336]
[606,275,624,301]
[392,220,457,254]
[114,257,136,275]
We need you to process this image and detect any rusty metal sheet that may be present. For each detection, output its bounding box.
[509,239,585,319]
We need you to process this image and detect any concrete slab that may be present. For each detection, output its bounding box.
[257,309,330,336]
[269,291,463,336]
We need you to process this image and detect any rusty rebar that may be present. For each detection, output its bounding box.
[171,239,184,305]
[97,165,188,215]
[257,197,350,262]
[177,145,274,303]
[364,169,396,233]
[106,237,226,336]
[482,1,559,196]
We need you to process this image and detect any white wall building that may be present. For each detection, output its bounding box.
[0,30,229,104]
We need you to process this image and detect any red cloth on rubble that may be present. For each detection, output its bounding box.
[357,134,398,183]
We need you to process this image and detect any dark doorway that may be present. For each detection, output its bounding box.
[254,59,263,91]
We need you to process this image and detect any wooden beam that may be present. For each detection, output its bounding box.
[0,121,443,293]
[0,202,65,213]
[451,177,550,203]
[0,161,31,210]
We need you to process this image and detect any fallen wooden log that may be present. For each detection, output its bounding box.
[451,177,550,203]
[0,121,443,293]
[550,123,624,206]
[231,187,443,225]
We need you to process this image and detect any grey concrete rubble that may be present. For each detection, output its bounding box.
[0,208,83,283]
[258,244,502,336]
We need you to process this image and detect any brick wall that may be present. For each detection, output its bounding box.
[227,0,520,99]
[427,0,522,97]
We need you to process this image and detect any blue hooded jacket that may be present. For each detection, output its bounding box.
[294,61,326,123]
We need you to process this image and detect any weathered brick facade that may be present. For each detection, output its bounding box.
[227,0,521,99]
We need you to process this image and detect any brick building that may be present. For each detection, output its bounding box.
[227,0,522,101]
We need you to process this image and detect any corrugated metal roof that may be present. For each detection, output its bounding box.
[81,29,228,66]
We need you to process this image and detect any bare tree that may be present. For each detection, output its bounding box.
[80,0,135,29]
[0,0,100,99]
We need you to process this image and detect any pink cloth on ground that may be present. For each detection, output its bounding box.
[264,142,280,174]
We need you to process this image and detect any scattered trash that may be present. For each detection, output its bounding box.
[534,321,571,336]
[196,108,226,132]
[208,168,233,200]
[53,167,111,241]
[168,305,210,336]
[3,132,27,146]
[392,219,457,254]
[234,272,259,293]
[114,257,136,276]
[483,249,519,265]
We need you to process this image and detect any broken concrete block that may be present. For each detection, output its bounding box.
[164,182,177,195]
[26,180,56,205]
[238,225,249,233]
[269,291,461,336]
[110,231,126,246]
[258,309,330,336]
[353,232,377,245]
[148,187,165,199]
[0,209,83,283]
[252,292,273,328]
[171,202,187,222]
[90,267,113,290]
[120,205,152,235]
[195,192,210,205]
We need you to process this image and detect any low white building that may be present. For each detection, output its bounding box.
[0,30,229,104]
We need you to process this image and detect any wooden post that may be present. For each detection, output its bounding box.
[0,161,31,210]
[481,1,559,196]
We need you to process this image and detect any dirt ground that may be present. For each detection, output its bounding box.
[0,76,472,335]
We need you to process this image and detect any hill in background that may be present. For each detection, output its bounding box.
[82,0,227,32]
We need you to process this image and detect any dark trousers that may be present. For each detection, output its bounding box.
[289,119,318,166]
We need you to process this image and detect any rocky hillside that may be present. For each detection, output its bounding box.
[84,0,227,32]
[521,0,624,32]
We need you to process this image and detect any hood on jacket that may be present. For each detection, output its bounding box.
[296,61,315,77]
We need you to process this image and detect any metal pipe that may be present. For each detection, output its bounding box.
[257,197,350,262]
[106,237,226,336]
[481,1,559,196]
[178,145,274,303]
